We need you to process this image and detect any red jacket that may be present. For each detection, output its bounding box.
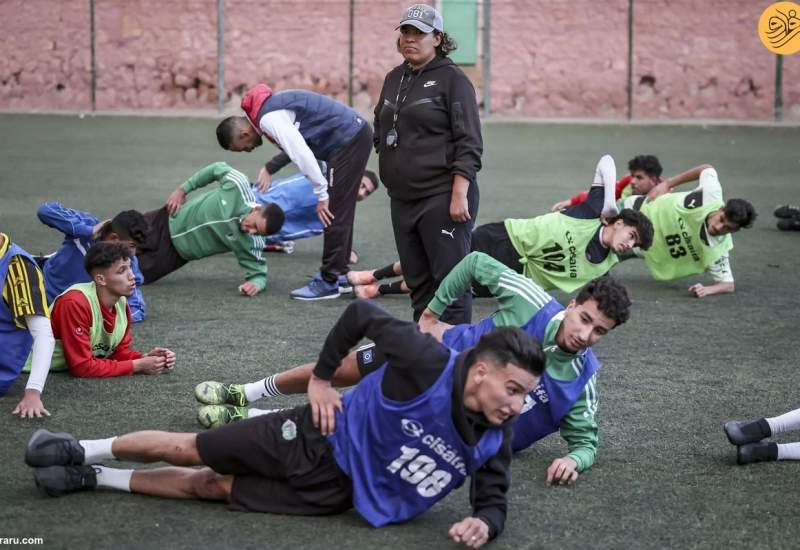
[50,290,142,378]
[569,175,633,206]
[241,83,274,132]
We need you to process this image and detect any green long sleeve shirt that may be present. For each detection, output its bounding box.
[428,251,599,472]
[168,162,268,290]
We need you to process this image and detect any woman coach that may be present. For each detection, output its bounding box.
[374,4,482,324]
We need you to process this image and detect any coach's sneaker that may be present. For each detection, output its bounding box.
[25,429,85,467]
[737,442,779,465]
[34,465,98,497]
[194,381,248,407]
[773,204,800,219]
[777,218,800,231]
[724,419,771,446]
[197,405,247,429]
[338,275,353,294]
[290,274,339,301]
[347,269,377,286]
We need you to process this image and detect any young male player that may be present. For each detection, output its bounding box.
[348,155,654,297]
[0,232,55,418]
[254,152,380,260]
[622,164,756,297]
[197,252,632,486]
[550,154,663,212]
[46,242,175,377]
[147,162,285,297]
[26,301,544,548]
[215,84,373,300]
[35,202,148,322]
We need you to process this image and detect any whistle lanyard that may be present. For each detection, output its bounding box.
[391,69,417,128]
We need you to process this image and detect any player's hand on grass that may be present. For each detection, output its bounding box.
[165,187,187,215]
[238,282,261,297]
[133,355,168,375]
[308,374,342,436]
[147,347,176,369]
[551,199,572,212]
[646,181,671,202]
[449,191,471,223]
[688,283,709,298]
[12,389,49,418]
[546,456,579,485]
[449,517,490,548]
[256,166,272,193]
[316,199,335,228]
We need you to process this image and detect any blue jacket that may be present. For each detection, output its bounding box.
[252,174,323,244]
[37,202,146,322]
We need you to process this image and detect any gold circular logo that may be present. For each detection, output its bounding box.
[759,2,800,55]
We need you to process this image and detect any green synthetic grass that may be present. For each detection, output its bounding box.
[1,114,799,549]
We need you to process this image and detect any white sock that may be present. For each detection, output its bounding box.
[244,375,284,403]
[777,442,800,461]
[80,437,117,464]
[766,407,800,435]
[247,407,283,418]
[95,465,133,492]
[592,154,618,216]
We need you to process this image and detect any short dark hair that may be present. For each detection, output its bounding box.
[216,116,244,150]
[724,198,757,229]
[84,241,133,274]
[363,169,380,190]
[261,202,285,235]
[606,208,654,250]
[108,210,147,245]
[575,276,631,327]
[628,155,662,178]
[468,326,546,377]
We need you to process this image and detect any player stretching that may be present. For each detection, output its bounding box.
[26,301,544,548]
[622,164,756,297]
[725,407,800,465]
[348,154,654,298]
[197,252,633,486]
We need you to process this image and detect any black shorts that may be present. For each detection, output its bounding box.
[196,405,353,515]
[470,222,523,297]
[136,208,188,283]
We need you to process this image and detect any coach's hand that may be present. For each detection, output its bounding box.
[316,199,334,228]
[12,389,50,419]
[546,456,579,485]
[550,199,572,212]
[133,355,168,375]
[308,374,342,436]
[256,166,273,193]
[238,282,261,297]
[165,187,187,215]
[449,517,490,548]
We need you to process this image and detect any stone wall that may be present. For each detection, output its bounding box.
[1,0,797,120]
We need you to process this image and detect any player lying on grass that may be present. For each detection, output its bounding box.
[35,203,148,322]
[347,154,654,298]
[26,301,544,549]
[197,252,632,486]
[724,407,800,465]
[145,162,285,297]
[0,232,55,418]
[621,164,756,297]
[36,242,175,378]
[550,154,663,212]
[254,152,379,275]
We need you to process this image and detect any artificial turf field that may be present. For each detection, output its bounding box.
[1,113,799,549]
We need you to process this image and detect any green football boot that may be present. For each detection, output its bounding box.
[197,405,247,429]
[194,381,248,406]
